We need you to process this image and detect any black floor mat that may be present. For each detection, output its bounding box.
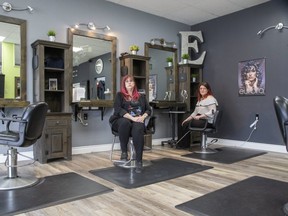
[176,176,288,216]
[89,157,213,189]
[182,147,267,164]
[0,172,113,216]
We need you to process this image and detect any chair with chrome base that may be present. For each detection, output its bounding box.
[273,96,288,215]
[0,102,48,190]
[188,109,222,154]
[110,107,155,168]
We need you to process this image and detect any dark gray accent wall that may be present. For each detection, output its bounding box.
[190,0,288,145]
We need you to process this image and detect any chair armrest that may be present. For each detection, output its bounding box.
[188,119,208,131]
[0,117,27,123]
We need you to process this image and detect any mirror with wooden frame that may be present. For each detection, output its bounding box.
[145,42,178,102]
[0,15,27,107]
[67,28,116,108]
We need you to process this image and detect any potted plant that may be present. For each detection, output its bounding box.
[166,57,173,67]
[47,30,56,42]
[182,53,189,64]
[130,45,139,55]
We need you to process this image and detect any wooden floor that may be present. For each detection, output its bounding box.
[5,145,288,216]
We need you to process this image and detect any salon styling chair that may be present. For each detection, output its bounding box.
[110,107,155,168]
[189,109,222,154]
[0,102,48,190]
[273,96,288,215]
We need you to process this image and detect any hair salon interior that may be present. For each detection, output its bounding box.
[1,0,288,215]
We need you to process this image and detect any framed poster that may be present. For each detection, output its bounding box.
[238,58,265,96]
[49,78,58,90]
[149,74,157,102]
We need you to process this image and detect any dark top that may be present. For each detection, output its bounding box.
[109,92,151,124]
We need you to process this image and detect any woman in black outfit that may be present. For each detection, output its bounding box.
[110,75,151,173]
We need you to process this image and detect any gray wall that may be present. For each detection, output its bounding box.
[0,0,189,148]
[190,0,288,146]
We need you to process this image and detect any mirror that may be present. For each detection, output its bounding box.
[67,28,116,107]
[0,15,27,107]
[145,43,178,102]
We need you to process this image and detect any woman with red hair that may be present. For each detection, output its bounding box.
[178,82,218,149]
[110,75,151,173]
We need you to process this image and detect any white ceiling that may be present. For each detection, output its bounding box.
[105,0,270,25]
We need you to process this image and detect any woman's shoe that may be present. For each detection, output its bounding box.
[135,161,143,173]
[120,152,128,161]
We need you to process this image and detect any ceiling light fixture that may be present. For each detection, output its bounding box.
[257,22,288,36]
[74,22,111,31]
[1,2,33,13]
[150,38,176,48]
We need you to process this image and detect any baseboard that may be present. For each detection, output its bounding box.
[0,138,286,163]
[207,137,287,153]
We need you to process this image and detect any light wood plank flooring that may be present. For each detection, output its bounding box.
[4,145,288,216]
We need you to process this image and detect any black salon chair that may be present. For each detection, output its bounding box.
[110,107,155,168]
[189,109,222,154]
[273,96,288,215]
[0,102,48,190]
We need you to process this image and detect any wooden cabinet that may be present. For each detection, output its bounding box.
[33,113,72,163]
[119,54,150,99]
[31,40,72,163]
[178,64,203,112]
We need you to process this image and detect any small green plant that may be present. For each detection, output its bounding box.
[129,45,139,51]
[47,30,56,37]
[166,57,173,63]
[182,53,190,59]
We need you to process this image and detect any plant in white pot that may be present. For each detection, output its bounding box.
[166,57,173,67]
[47,30,56,42]
[182,53,189,64]
[129,45,139,55]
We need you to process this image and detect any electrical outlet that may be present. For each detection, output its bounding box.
[84,113,88,120]
[255,114,259,120]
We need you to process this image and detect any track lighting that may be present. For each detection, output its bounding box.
[150,38,176,48]
[74,22,111,31]
[1,2,33,13]
[257,22,288,36]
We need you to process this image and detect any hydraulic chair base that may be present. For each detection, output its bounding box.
[0,175,41,190]
[194,134,218,154]
[0,148,40,190]
[113,159,152,168]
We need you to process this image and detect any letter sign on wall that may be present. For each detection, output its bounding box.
[179,31,206,65]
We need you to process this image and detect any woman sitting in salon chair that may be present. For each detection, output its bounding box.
[109,75,151,173]
[178,82,218,149]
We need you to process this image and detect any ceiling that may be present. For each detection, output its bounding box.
[105,0,270,25]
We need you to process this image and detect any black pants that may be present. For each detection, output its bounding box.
[178,119,213,148]
[112,118,145,162]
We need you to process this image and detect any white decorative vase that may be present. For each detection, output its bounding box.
[131,50,137,55]
[49,36,56,42]
[183,59,188,64]
[168,62,172,67]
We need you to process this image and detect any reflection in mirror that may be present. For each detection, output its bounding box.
[145,43,178,102]
[0,15,27,106]
[67,28,116,107]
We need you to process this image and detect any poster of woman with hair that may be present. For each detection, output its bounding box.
[238,58,265,96]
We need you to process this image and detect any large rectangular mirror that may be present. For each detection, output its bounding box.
[145,43,178,102]
[0,15,27,107]
[67,28,116,107]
